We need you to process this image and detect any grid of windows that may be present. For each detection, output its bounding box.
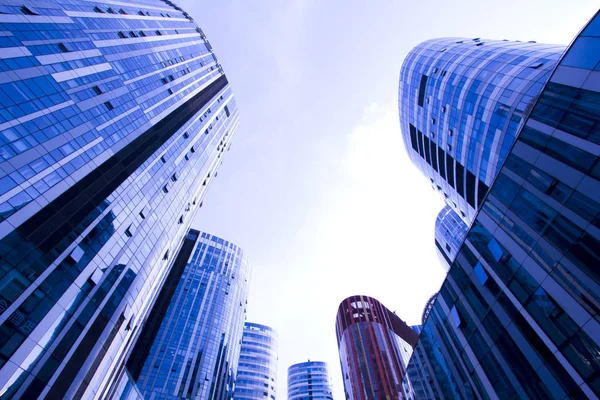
[434,205,470,270]
[131,232,251,400]
[407,11,600,400]
[287,361,334,400]
[233,323,278,400]
[0,2,239,399]
[399,38,564,223]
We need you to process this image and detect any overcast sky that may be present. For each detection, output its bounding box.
[178,1,599,398]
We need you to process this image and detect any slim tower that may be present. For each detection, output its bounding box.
[335,295,419,400]
[287,361,334,400]
[126,230,251,400]
[0,2,239,399]
[234,323,278,400]
[399,38,564,223]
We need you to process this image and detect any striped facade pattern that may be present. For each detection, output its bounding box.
[399,38,563,224]
[435,204,470,270]
[234,322,278,400]
[336,295,417,400]
[131,231,251,400]
[287,361,333,400]
[406,11,600,400]
[0,1,239,398]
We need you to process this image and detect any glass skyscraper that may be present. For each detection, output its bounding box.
[0,2,239,397]
[126,230,251,400]
[404,10,600,399]
[435,205,469,270]
[399,37,564,224]
[287,361,334,400]
[405,325,440,400]
[233,322,278,400]
[335,295,418,400]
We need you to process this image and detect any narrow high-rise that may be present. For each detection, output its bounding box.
[287,361,334,400]
[399,37,564,223]
[0,1,239,399]
[234,323,278,400]
[402,11,600,399]
[126,230,251,400]
[335,295,419,400]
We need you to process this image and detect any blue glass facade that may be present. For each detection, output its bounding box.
[128,230,250,400]
[406,325,441,400]
[399,37,564,224]
[0,2,239,398]
[435,205,469,270]
[233,322,278,400]
[287,361,334,400]
[405,11,600,399]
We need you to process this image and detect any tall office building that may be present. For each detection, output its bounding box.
[335,295,419,400]
[0,2,239,397]
[234,322,278,400]
[126,230,250,400]
[287,361,334,400]
[405,325,440,400]
[435,205,469,270]
[404,11,600,399]
[399,37,564,224]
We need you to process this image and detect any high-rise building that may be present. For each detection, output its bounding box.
[0,1,239,399]
[335,295,419,400]
[405,325,440,400]
[404,11,600,399]
[399,37,564,224]
[125,230,250,400]
[234,322,278,400]
[434,205,469,270]
[287,361,334,400]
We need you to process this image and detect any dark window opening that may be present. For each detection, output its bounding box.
[446,155,455,187]
[58,43,69,53]
[107,7,116,14]
[139,210,145,219]
[466,171,476,208]
[418,75,428,107]
[438,147,446,179]
[118,31,126,39]
[104,102,114,111]
[409,124,419,152]
[423,136,431,165]
[92,86,102,95]
[171,174,177,182]
[162,185,169,193]
[430,142,438,171]
[529,62,544,69]
[118,8,127,14]
[94,6,104,13]
[417,130,425,157]
[183,132,189,139]
[20,6,37,15]
[477,181,489,207]
[456,162,465,198]
[125,226,132,237]
[128,31,137,38]
[160,156,166,163]
[155,30,162,36]
[167,89,173,95]
[161,77,168,85]
[139,31,146,37]
[190,146,195,153]
[224,105,230,117]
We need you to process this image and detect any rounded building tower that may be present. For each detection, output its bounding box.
[398,37,564,223]
[234,322,278,400]
[336,295,419,400]
[287,361,333,400]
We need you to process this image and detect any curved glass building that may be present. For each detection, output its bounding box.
[127,230,251,400]
[335,295,419,400]
[287,361,333,400]
[399,37,564,223]
[434,205,469,270]
[234,322,278,400]
[406,10,600,400]
[0,1,239,399]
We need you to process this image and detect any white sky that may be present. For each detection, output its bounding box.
[179,1,599,398]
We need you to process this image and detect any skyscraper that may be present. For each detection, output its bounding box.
[126,230,251,400]
[399,37,564,223]
[434,205,469,270]
[0,0,238,399]
[0,2,238,397]
[234,322,278,400]
[287,361,334,400]
[335,295,419,400]
[405,325,440,400]
[403,11,600,399]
